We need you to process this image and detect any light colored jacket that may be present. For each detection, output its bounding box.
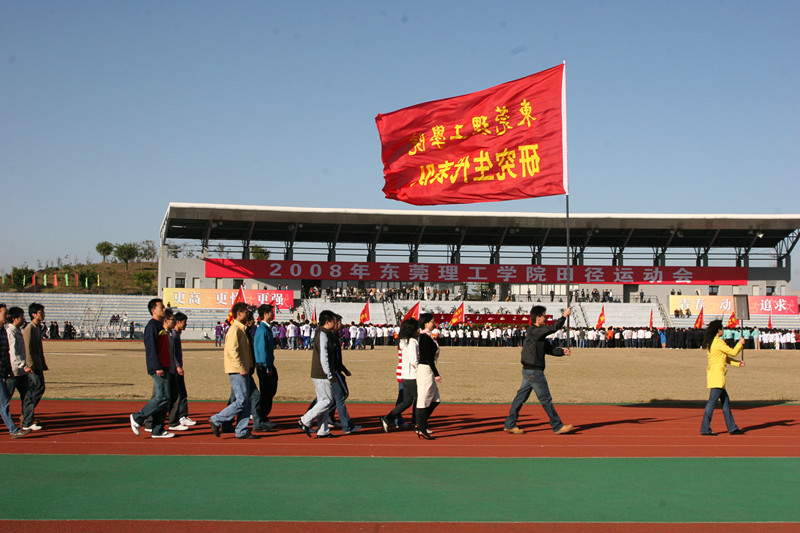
[223,320,254,374]
[23,322,48,372]
[5,323,27,376]
[706,336,742,389]
[398,338,418,380]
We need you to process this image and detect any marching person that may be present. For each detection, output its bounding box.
[415,313,441,440]
[252,304,278,431]
[209,302,258,439]
[700,319,746,436]
[504,306,575,435]
[298,310,336,438]
[22,303,48,431]
[380,318,419,432]
[0,304,29,438]
[130,299,175,439]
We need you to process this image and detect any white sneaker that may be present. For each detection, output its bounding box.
[130,414,140,435]
[168,424,189,431]
[151,431,175,438]
[23,423,43,431]
[179,417,197,426]
[145,428,153,433]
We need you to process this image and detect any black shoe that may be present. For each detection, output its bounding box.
[416,429,435,440]
[252,425,273,432]
[236,431,260,440]
[729,429,746,435]
[700,432,716,436]
[379,416,390,433]
[210,421,221,438]
[298,420,312,438]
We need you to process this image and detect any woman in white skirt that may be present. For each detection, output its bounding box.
[415,313,442,440]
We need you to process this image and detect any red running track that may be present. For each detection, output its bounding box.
[1,399,798,457]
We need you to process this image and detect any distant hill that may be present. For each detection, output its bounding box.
[1,261,158,295]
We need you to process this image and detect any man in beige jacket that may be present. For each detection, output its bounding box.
[209,302,258,439]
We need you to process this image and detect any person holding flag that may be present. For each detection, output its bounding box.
[700,319,746,436]
[504,305,575,435]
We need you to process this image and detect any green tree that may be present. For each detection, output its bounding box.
[250,244,270,260]
[138,240,157,262]
[96,241,114,263]
[11,266,35,291]
[113,242,140,270]
[131,270,156,295]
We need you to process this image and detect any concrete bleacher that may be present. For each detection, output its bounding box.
[302,300,393,325]
[577,302,666,329]
[0,292,151,336]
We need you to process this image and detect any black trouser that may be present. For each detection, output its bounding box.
[416,401,439,432]
[256,364,278,421]
[387,379,417,425]
[169,373,188,426]
[4,375,30,425]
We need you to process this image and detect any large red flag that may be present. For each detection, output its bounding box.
[595,306,606,330]
[449,302,465,326]
[694,307,705,329]
[359,302,370,324]
[225,286,247,326]
[376,64,567,206]
[403,302,420,322]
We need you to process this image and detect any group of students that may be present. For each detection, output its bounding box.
[1,302,48,438]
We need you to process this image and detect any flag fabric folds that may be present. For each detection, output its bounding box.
[359,302,370,324]
[403,302,420,322]
[726,312,739,329]
[449,302,465,326]
[225,286,247,326]
[595,306,606,330]
[376,64,567,206]
[694,308,704,329]
[768,312,773,329]
[649,308,653,329]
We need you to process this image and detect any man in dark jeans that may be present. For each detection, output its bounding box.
[504,305,575,435]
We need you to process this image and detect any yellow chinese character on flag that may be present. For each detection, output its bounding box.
[471,116,491,135]
[450,124,465,140]
[518,144,541,177]
[518,99,536,127]
[495,148,517,181]
[495,106,513,135]
[431,126,446,149]
[409,132,426,155]
[472,150,494,181]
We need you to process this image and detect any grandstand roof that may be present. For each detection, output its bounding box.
[161,203,800,253]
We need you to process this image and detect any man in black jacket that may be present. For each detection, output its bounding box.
[504,305,575,435]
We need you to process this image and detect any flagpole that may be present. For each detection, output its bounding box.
[565,193,571,348]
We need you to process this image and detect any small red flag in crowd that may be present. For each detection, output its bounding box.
[449,302,465,326]
[694,308,705,329]
[403,302,420,322]
[649,308,653,329]
[225,286,247,326]
[595,306,606,330]
[768,311,773,329]
[726,312,739,329]
[377,64,567,206]
[359,302,370,324]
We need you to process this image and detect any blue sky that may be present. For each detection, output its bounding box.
[2,1,798,277]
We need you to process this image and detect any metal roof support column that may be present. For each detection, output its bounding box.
[327,224,341,262]
[409,226,425,262]
[284,223,298,261]
[367,225,382,262]
[241,221,255,260]
[695,229,719,267]
[530,228,550,264]
[776,230,799,268]
[489,227,509,265]
[449,227,467,264]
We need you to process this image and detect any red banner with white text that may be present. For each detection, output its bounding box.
[205,259,747,286]
[376,64,567,205]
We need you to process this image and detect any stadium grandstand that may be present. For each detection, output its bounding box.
[144,203,800,338]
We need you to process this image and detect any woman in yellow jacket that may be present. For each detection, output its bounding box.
[700,319,746,435]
